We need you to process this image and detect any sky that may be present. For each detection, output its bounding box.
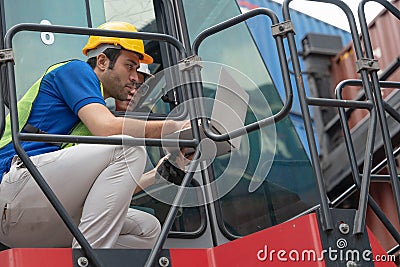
[271,0,385,32]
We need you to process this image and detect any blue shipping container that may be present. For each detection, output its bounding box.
[237,0,352,155]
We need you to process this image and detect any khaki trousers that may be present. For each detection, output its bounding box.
[0,141,161,248]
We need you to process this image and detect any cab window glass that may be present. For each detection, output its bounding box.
[4,0,98,100]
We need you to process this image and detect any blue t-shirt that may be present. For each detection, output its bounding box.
[0,60,106,180]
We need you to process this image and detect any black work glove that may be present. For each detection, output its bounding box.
[156,158,186,185]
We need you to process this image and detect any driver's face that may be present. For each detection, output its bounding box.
[101,49,140,101]
[115,72,146,111]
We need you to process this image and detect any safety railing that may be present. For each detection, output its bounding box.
[355,0,400,235]
[282,0,341,232]
[283,0,400,257]
[190,8,294,142]
[334,79,400,248]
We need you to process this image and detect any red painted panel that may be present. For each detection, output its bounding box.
[0,248,73,267]
[170,213,396,267]
[368,228,397,267]
[0,214,394,267]
[212,213,325,267]
[171,213,326,267]
[170,248,212,267]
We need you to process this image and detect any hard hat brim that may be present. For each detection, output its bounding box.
[141,53,153,64]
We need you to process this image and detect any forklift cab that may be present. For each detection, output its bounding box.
[1,0,399,266]
[0,0,319,249]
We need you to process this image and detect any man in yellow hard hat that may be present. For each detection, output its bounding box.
[0,21,188,249]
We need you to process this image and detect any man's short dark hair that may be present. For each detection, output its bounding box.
[86,48,121,69]
[86,48,144,70]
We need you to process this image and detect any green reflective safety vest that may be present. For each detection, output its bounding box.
[0,61,101,150]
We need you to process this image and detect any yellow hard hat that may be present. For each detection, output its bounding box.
[82,21,153,64]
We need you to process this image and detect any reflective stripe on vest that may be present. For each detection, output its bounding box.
[0,60,98,150]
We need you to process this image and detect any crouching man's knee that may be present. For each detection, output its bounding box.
[114,208,162,249]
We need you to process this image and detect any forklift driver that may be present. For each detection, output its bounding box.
[0,21,188,249]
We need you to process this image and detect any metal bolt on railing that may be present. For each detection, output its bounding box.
[77,257,89,267]
[159,256,170,266]
[339,223,350,235]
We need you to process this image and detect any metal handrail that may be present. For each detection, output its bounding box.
[335,79,400,246]
[323,55,400,134]
[282,0,347,231]
[359,0,400,230]
[356,0,400,236]
[191,8,294,142]
[283,0,400,243]
[0,64,5,139]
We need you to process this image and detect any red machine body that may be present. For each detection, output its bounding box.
[0,213,395,267]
